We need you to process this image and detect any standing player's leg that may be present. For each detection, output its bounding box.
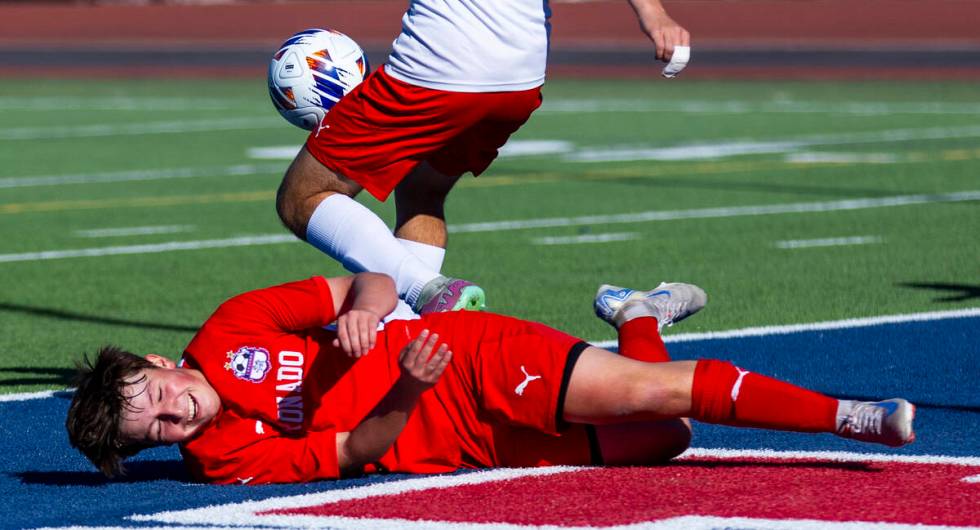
[277,148,447,311]
[564,347,915,448]
[392,161,486,313]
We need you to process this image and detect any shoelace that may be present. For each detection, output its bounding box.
[648,295,686,328]
[838,402,884,436]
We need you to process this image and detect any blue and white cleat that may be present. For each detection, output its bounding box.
[594,282,707,330]
[835,398,916,447]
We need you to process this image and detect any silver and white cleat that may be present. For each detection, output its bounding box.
[594,282,707,330]
[835,398,916,447]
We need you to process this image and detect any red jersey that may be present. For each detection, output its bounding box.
[180,277,592,485]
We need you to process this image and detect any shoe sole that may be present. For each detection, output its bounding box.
[453,285,486,311]
[888,398,917,447]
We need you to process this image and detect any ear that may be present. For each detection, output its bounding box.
[145,354,177,369]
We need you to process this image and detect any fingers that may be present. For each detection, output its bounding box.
[655,26,690,62]
[399,330,452,384]
[336,310,380,358]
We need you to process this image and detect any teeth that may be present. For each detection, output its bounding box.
[188,394,197,422]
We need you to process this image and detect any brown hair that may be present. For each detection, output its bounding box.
[65,345,155,477]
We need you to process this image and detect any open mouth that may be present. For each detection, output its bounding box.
[188,393,198,423]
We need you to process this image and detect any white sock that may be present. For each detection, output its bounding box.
[397,238,446,272]
[305,195,440,301]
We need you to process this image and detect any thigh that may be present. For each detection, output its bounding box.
[594,420,692,465]
[394,161,462,214]
[305,68,488,201]
[428,88,542,178]
[563,347,696,424]
[493,423,598,467]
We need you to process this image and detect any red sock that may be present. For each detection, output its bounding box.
[618,317,671,363]
[690,359,837,433]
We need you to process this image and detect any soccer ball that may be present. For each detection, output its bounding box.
[268,28,370,131]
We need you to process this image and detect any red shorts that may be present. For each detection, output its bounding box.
[384,312,598,469]
[304,66,543,201]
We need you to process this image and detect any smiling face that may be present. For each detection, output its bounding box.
[118,355,220,446]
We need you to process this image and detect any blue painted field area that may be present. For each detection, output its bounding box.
[1,315,977,529]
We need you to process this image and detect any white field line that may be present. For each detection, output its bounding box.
[126,448,980,529]
[774,235,882,249]
[0,234,297,263]
[6,308,978,404]
[129,466,586,525]
[248,140,575,161]
[2,190,976,263]
[566,124,980,162]
[448,190,980,233]
[963,474,980,483]
[532,232,639,245]
[784,152,901,164]
[498,139,575,157]
[0,163,285,189]
[247,145,302,160]
[540,98,980,116]
[677,447,980,467]
[0,389,64,402]
[74,225,195,238]
[587,307,980,349]
[0,116,282,141]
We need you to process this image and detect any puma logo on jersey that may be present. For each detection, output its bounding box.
[514,365,542,396]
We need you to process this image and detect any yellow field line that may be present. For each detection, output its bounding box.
[1,190,272,214]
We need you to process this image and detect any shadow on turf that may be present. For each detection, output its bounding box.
[0,367,76,388]
[0,302,198,333]
[897,282,980,302]
[13,460,189,486]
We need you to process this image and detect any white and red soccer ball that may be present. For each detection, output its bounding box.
[268,28,369,131]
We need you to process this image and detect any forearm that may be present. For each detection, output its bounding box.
[337,378,423,474]
[348,272,398,317]
[627,0,669,19]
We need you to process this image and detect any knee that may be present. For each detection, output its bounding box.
[275,181,310,240]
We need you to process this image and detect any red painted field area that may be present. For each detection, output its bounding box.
[267,457,980,527]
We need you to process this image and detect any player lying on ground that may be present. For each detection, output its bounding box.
[276,0,690,314]
[66,273,915,484]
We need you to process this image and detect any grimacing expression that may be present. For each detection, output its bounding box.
[118,358,220,445]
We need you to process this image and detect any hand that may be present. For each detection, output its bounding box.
[332,309,381,358]
[637,8,690,62]
[397,330,452,392]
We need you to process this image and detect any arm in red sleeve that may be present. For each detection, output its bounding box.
[207,276,337,333]
[205,273,396,335]
[183,425,342,485]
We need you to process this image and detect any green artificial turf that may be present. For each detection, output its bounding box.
[0,77,977,393]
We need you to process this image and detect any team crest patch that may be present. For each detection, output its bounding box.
[224,346,271,383]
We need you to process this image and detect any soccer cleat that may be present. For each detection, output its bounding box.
[413,276,486,314]
[835,398,916,447]
[594,282,707,330]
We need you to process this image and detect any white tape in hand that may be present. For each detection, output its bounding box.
[661,45,690,78]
